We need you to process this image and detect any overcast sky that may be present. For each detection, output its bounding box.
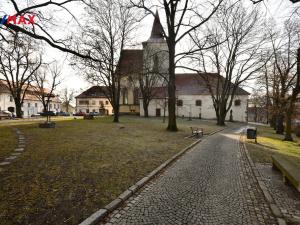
[1,0,299,95]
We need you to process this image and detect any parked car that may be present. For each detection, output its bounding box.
[31,113,41,118]
[74,111,86,116]
[89,112,100,116]
[0,110,13,120]
[40,111,56,117]
[56,111,70,116]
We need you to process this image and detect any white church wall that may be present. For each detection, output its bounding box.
[140,95,248,122]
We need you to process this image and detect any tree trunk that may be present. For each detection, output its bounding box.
[217,105,226,126]
[113,104,119,123]
[143,100,149,118]
[167,40,178,131]
[15,99,23,118]
[284,106,293,141]
[276,114,284,134]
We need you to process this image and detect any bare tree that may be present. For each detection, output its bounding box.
[33,63,61,112]
[73,0,136,122]
[131,0,224,131]
[61,88,75,113]
[0,0,98,61]
[0,33,42,117]
[187,2,267,126]
[268,19,300,139]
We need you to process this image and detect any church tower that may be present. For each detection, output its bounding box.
[142,11,169,85]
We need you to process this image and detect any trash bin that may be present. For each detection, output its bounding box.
[247,127,257,139]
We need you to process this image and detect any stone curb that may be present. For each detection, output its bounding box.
[79,128,225,225]
[239,132,287,225]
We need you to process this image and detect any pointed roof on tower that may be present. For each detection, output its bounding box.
[149,10,164,40]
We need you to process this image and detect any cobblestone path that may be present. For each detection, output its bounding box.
[102,126,278,225]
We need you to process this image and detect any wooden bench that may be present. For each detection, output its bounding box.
[272,155,300,192]
[190,127,203,137]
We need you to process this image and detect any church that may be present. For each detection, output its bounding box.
[76,12,249,122]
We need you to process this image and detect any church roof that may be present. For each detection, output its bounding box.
[149,11,164,40]
[118,49,143,75]
[176,73,250,95]
[150,73,249,98]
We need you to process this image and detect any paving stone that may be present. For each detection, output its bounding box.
[101,126,277,225]
[5,156,17,160]
[11,153,21,156]
[15,148,24,152]
[256,163,300,222]
[0,162,11,166]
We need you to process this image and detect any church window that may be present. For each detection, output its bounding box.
[234,99,241,106]
[122,88,128,105]
[196,100,202,106]
[152,54,159,73]
[177,100,183,106]
[134,88,139,105]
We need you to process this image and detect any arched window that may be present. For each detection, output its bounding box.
[152,54,159,73]
[122,88,128,105]
[133,88,139,105]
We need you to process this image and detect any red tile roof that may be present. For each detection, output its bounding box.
[150,73,249,98]
[75,86,109,99]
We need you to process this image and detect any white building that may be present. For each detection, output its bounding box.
[139,74,249,121]
[0,79,61,118]
[75,86,113,115]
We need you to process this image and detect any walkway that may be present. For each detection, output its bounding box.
[102,126,277,225]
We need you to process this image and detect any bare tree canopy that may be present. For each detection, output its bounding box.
[184,2,267,125]
[0,32,42,117]
[72,0,137,122]
[33,63,62,112]
[0,0,100,61]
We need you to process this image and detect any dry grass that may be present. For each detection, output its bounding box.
[0,116,221,225]
[245,125,300,170]
[0,126,17,162]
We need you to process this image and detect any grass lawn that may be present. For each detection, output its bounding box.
[0,126,17,162]
[245,125,300,170]
[0,116,221,225]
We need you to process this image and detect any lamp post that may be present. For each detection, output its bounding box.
[199,107,202,119]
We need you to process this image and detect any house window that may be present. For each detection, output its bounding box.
[234,99,241,106]
[106,101,109,105]
[9,96,13,102]
[195,100,202,106]
[28,103,30,107]
[54,104,56,108]
[92,100,96,105]
[134,88,139,105]
[122,88,128,105]
[50,104,52,109]
[35,103,38,107]
[86,109,89,113]
[79,100,89,105]
[177,100,183,106]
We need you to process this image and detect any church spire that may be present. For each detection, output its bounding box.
[149,10,164,40]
